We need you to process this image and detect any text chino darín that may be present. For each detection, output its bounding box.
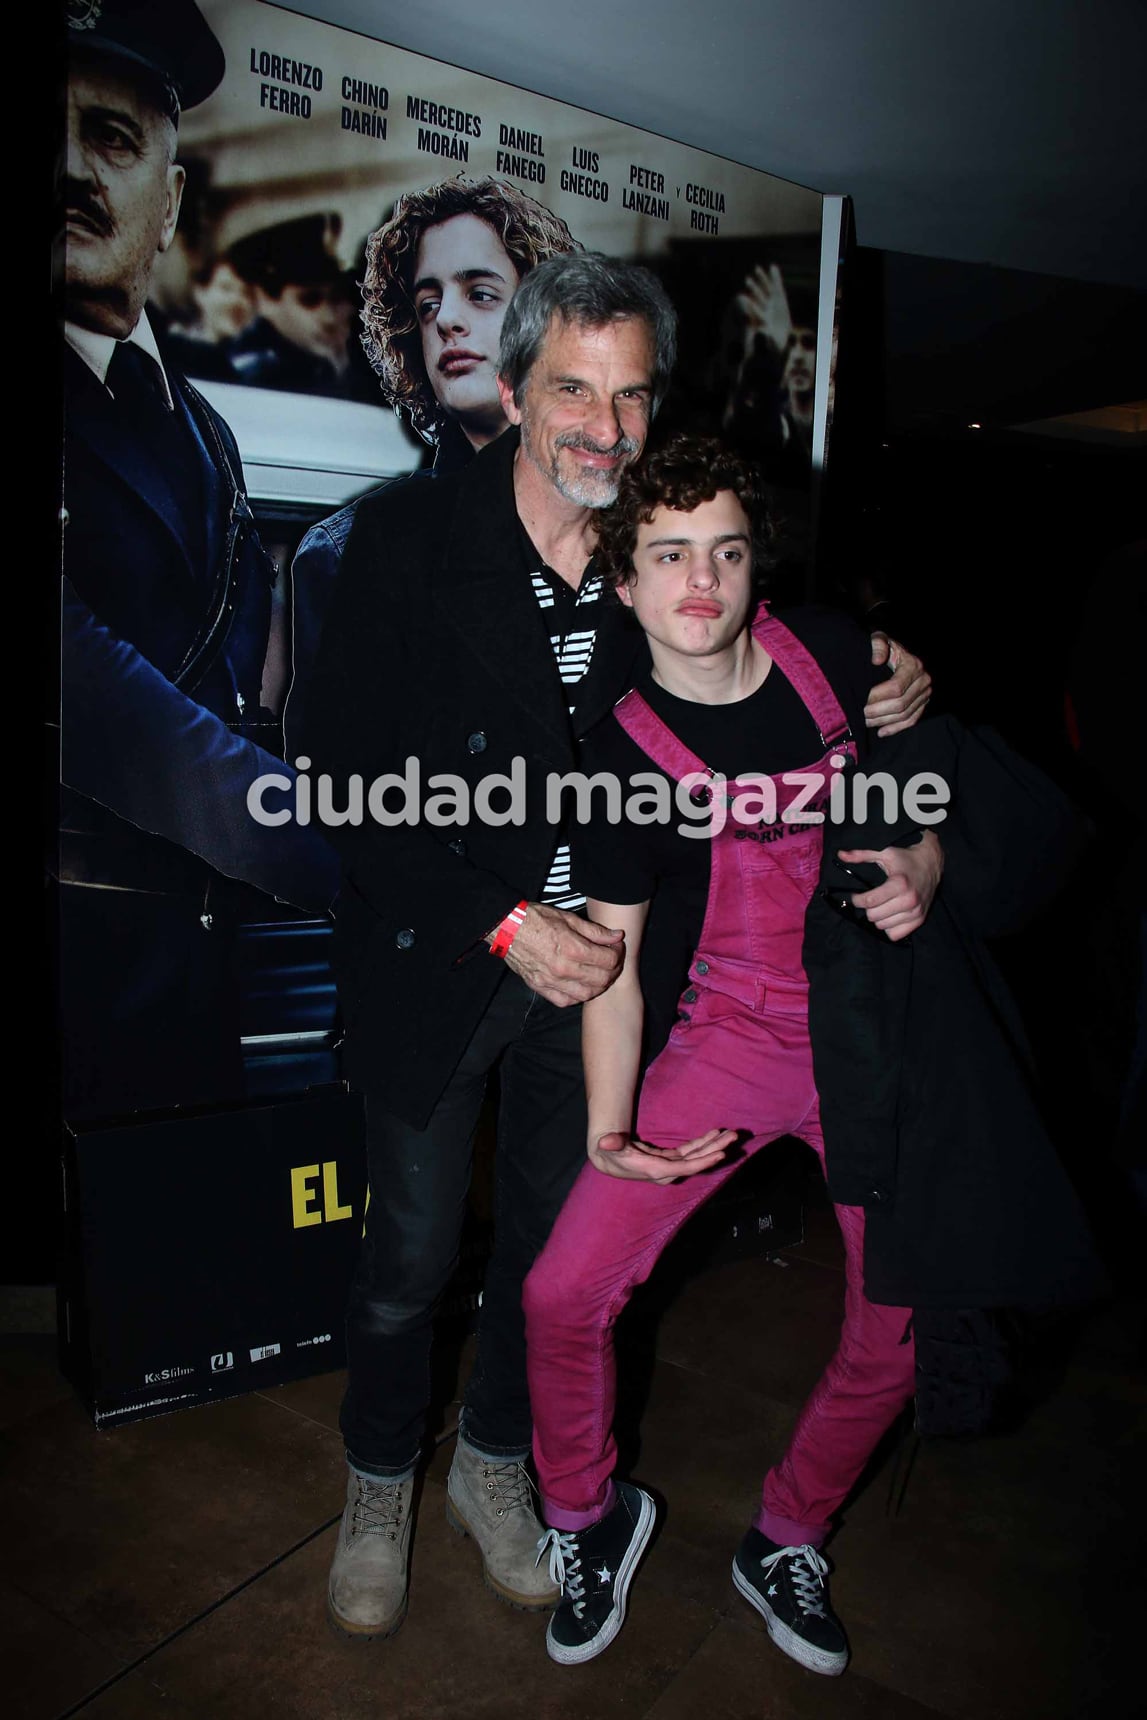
[300,257,933,1644]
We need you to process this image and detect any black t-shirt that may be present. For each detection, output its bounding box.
[572,606,877,1062]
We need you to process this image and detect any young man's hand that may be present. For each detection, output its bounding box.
[589,1128,735,1183]
[865,635,932,736]
[837,830,944,941]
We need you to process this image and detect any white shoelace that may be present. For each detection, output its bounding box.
[537,1526,587,1617]
[761,1543,830,1616]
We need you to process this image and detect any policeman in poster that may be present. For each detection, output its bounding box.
[59,0,338,1120]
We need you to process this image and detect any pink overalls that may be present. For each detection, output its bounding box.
[524,611,916,1545]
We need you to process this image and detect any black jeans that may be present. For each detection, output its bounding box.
[341,971,587,1476]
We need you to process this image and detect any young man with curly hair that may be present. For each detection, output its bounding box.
[360,175,578,454]
[286,178,578,748]
[525,433,945,1675]
[524,427,1102,1680]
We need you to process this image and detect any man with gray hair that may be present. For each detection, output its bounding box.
[304,251,668,1637]
[302,251,928,1639]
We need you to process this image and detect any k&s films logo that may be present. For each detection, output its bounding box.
[144,1363,193,1385]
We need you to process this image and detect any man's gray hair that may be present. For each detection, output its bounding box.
[498,252,677,412]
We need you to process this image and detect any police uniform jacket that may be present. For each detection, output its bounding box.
[60,342,336,913]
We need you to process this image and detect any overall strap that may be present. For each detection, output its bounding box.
[751,608,853,751]
[613,688,713,786]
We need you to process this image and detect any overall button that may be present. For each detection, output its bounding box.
[395,928,416,950]
[868,1186,888,1203]
[682,988,698,1004]
[695,959,710,976]
[467,731,487,754]
[448,838,467,856]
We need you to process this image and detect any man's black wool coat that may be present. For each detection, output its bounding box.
[301,426,644,1126]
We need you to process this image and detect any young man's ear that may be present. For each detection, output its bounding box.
[614,577,635,609]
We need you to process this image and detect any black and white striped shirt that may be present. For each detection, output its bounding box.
[525,549,608,912]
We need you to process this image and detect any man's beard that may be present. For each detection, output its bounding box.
[522,412,641,509]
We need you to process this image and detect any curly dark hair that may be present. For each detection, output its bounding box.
[360,176,578,439]
[594,433,772,591]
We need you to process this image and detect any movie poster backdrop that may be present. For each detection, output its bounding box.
[61,0,827,1126]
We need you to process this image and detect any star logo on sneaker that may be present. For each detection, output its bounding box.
[732,1531,849,1677]
[542,1483,656,1666]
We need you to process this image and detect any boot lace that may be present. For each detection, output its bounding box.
[352,1476,407,1542]
[537,1526,587,1617]
[761,1543,830,1617]
[481,1457,535,1518]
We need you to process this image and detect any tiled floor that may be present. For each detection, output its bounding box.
[4,1201,1142,1720]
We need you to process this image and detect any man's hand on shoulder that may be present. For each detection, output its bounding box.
[865,634,932,736]
[837,830,944,942]
[500,902,624,1006]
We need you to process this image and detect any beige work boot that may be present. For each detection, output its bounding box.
[445,1435,559,1610]
[327,1465,414,1638]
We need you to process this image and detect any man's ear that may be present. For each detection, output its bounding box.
[615,577,635,609]
[496,372,522,426]
[159,163,185,254]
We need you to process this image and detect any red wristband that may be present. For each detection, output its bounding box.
[489,901,528,959]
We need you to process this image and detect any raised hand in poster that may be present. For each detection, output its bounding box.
[736,260,797,355]
[59,0,337,1120]
[724,260,817,476]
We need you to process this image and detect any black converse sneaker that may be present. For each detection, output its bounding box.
[538,1482,656,1664]
[732,1527,849,1676]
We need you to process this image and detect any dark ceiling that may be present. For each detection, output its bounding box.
[293,0,1147,290]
